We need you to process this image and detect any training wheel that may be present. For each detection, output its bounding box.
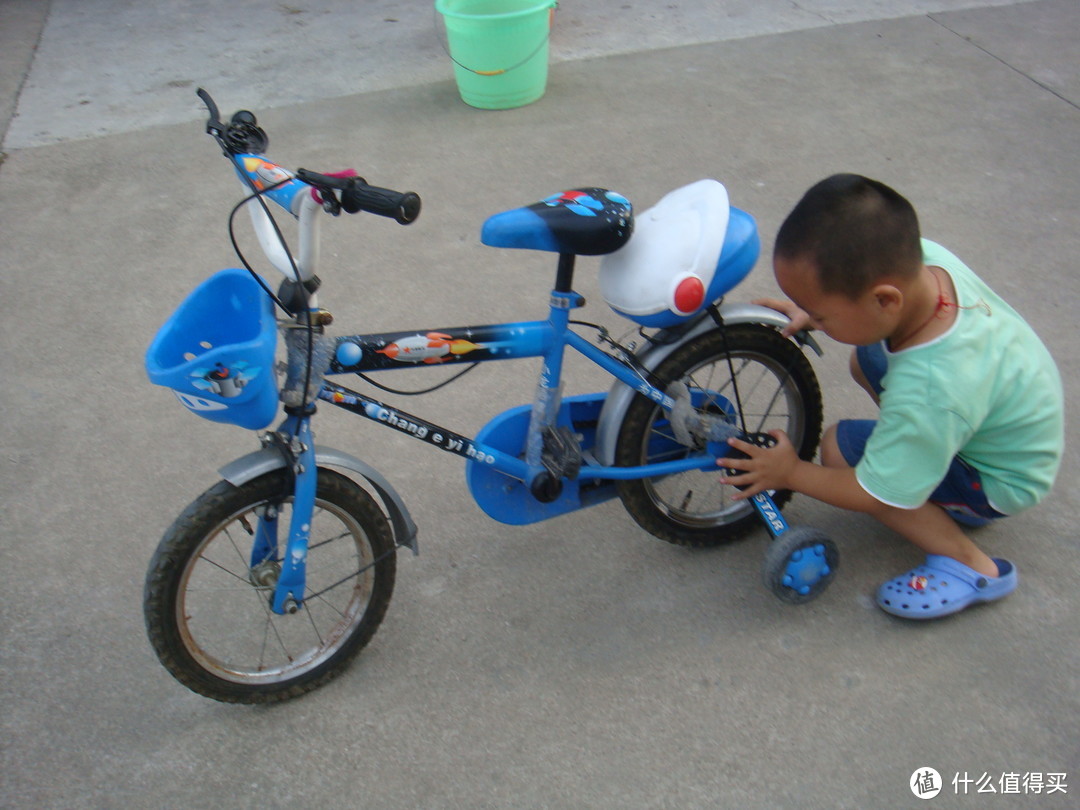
[763,526,839,604]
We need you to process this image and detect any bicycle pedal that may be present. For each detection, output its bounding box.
[720,432,777,488]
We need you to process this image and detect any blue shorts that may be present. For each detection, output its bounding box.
[836,343,1007,527]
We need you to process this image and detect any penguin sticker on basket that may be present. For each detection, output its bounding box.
[191,360,260,398]
[599,179,761,328]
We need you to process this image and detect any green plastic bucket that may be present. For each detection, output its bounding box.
[436,0,557,110]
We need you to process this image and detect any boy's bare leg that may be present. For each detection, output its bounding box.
[870,502,999,577]
[821,426,999,578]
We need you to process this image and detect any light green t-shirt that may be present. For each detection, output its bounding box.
[855,240,1063,514]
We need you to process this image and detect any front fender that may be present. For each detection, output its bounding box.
[219,445,419,555]
[592,303,821,466]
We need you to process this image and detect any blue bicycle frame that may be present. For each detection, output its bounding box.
[265,268,734,614]
[322,311,695,480]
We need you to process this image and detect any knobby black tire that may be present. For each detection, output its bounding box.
[144,468,395,704]
[615,325,823,547]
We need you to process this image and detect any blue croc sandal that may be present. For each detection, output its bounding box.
[876,555,1017,619]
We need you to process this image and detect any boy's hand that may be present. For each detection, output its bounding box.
[719,430,800,499]
[752,298,818,338]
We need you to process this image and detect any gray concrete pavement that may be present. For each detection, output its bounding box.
[1,1,1077,808]
[2,0,1036,149]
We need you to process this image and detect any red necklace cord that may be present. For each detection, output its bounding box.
[890,269,990,350]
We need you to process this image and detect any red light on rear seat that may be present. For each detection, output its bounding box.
[673,276,705,314]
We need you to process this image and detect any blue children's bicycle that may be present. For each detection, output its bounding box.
[143,91,838,703]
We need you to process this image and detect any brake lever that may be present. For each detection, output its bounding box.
[296,169,359,216]
[197,88,224,136]
[320,192,342,216]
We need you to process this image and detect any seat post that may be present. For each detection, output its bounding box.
[554,252,576,293]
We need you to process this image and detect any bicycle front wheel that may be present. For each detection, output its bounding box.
[144,468,396,703]
[615,325,823,547]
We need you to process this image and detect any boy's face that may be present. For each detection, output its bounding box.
[774,256,898,346]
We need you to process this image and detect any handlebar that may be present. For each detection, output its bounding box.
[197,88,422,286]
[297,169,421,225]
[197,88,420,225]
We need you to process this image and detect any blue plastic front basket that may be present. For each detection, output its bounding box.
[145,269,279,430]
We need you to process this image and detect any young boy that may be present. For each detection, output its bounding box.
[720,174,1063,619]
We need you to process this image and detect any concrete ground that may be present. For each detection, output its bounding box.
[1,1,1077,808]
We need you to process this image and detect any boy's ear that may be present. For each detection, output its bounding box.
[872,284,903,312]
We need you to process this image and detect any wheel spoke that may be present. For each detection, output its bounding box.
[222,523,254,570]
[194,551,254,586]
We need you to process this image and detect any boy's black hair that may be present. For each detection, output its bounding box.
[774,174,922,298]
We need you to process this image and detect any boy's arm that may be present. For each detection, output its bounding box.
[720,432,885,514]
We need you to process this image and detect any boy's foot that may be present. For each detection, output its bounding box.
[876,555,1017,619]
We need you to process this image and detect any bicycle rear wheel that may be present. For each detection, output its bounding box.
[144,467,395,703]
[615,325,822,546]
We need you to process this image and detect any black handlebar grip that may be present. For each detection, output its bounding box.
[295,169,421,225]
[342,183,422,225]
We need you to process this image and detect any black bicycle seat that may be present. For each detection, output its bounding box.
[481,188,634,256]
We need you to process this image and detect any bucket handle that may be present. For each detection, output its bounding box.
[435,3,556,77]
